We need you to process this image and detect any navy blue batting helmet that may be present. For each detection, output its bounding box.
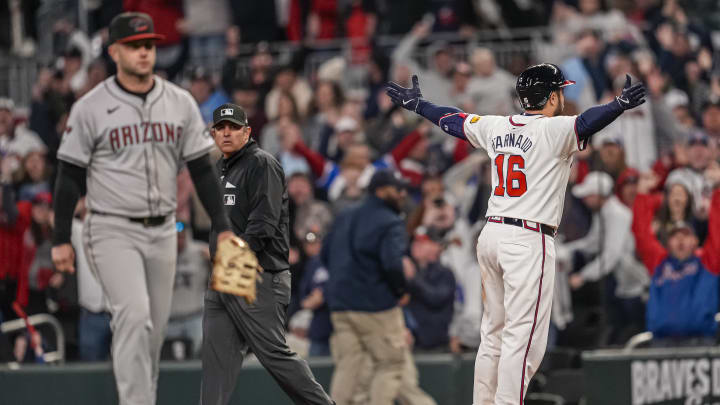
[516,63,575,110]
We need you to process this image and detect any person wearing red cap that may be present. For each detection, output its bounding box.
[50,12,234,405]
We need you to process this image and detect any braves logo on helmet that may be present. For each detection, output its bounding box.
[516,63,575,110]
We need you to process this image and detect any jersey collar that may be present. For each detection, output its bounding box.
[105,75,165,109]
[509,113,545,126]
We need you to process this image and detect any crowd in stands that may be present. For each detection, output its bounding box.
[1,0,720,363]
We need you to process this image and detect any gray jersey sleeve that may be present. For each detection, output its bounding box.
[180,93,215,162]
[57,102,95,167]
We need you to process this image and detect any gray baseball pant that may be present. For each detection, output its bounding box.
[200,270,334,405]
[83,213,177,405]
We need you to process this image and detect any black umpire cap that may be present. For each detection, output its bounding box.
[212,103,249,128]
[109,12,165,44]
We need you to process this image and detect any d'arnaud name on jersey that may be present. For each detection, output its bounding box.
[108,122,184,152]
[491,133,533,154]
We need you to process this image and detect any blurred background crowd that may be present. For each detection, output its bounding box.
[1,0,720,376]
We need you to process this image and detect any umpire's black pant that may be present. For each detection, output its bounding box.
[200,270,334,405]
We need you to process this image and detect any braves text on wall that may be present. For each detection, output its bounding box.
[632,359,720,405]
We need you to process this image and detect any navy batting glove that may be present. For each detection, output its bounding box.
[386,75,423,112]
[616,74,646,110]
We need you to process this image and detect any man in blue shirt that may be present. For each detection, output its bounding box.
[322,169,422,405]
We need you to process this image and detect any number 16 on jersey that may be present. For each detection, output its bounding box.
[493,154,527,197]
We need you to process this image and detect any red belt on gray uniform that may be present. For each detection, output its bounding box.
[486,216,556,237]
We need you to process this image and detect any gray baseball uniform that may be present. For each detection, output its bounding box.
[57,75,214,405]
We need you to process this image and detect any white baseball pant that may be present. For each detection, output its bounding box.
[473,219,556,405]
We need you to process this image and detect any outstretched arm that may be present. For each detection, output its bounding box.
[575,75,647,147]
[386,75,468,141]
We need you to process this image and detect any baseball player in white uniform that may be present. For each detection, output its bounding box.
[387,64,646,404]
[51,13,233,405]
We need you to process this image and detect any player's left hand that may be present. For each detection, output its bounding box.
[386,75,423,112]
[616,74,646,110]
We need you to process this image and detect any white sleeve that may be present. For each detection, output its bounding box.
[57,103,94,167]
[463,114,498,151]
[180,93,215,162]
[543,115,583,158]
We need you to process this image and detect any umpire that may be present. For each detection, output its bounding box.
[201,103,334,405]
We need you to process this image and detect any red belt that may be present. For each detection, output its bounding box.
[487,216,556,237]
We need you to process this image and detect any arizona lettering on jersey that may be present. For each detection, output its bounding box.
[107,122,186,152]
[462,112,582,227]
[57,76,214,217]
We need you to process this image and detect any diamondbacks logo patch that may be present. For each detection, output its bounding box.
[129,18,149,32]
[223,194,235,205]
[221,108,233,117]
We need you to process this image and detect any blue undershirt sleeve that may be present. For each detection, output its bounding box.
[575,99,624,143]
[416,99,468,141]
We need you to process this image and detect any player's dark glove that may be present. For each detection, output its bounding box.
[616,74,646,110]
[386,75,423,112]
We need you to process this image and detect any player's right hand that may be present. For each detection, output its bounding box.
[386,75,423,112]
[616,74,646,110]
[51,243,76,274]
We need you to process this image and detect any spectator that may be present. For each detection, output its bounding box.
[28,68,73,156]
[448,61,473,107]
[467,47,516,116]
[391,19,454,107]
[591,135,627,179]
[561,29,608,110]
[0,156,32,320]
[73,198,111,361]
[701,100,720,142]
[231,80,268,137]
[405,226,456,351]
[652,172,701,245]
[322,169,430,405]
[18,148,51,202]
[187,66,231,125]
[305,80,344,151]
[261,92,301,157]
[631,171,720,345]
[299,230,331,356]
[179,0,231,73]
[615,167,640,208]
[0,98,46,159]
[663,131,715,218]
[166,222,210,357]
[265,65,313,122]
[558,172,649,344]
[25,192,55,316]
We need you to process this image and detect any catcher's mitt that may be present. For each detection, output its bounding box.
[211,236,263,304]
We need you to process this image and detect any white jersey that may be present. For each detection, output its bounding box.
[463,112,583,227]
[57,76,214,217]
